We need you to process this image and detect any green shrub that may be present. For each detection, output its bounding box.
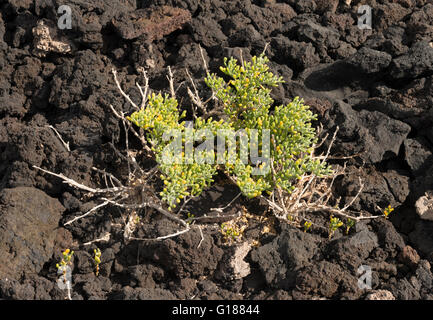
[128,93,230,207]
[127,54,331,209]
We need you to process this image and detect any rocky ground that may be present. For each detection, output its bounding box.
[0,0,433,300]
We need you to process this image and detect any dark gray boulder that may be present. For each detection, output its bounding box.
[0,187,64,280]
[390,41,433,80]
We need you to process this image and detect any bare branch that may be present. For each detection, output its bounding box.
[321,126,339,165]
[108,104,153,155]
[100,198,188,228]
[186,68,206,116]
[91,167,123,188]
[109,141,145,176]
[262,42,269,55]
[136,66,149,110]
[210,193,242,213]
[33,165,100,193]
[127,226,190,241]
[341,177,364,211]
[83,232,111,246]
[199,45,209,75]
[197,226,204,248]
[65,194,127,226]
[147,202,189,228]
[46,125,70,152]
[112,68,139,110]
[167,66,176,98]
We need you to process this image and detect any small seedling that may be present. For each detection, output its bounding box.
[345,218,355,235]
[303,221,312,233]
[186,212,195,225]
[56,249,74,300]
[220,222,242,244]
[383,205,394,219]
[328,215,343,239]
[93,248,101,276]
[56,249,74,270]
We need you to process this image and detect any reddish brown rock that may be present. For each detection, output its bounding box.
[304,97,332,117]
[315,0,339,13]
[399,245,421,268]
[112,6,191,41]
